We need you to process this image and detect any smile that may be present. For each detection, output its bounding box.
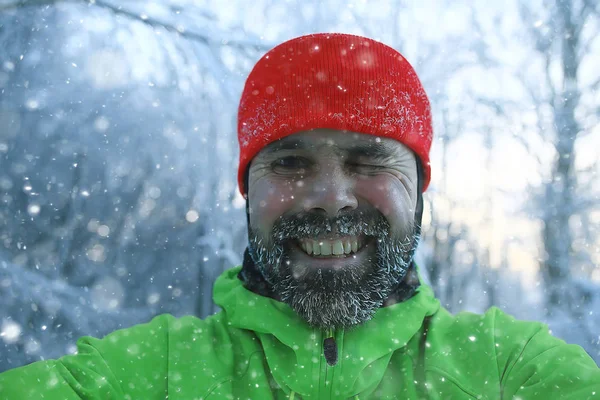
[297,236,365,257]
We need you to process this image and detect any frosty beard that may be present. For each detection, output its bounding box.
[248,210,419,330]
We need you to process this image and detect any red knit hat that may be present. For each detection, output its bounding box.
[237,33,433,195]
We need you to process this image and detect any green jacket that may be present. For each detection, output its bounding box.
[1,266,599,399]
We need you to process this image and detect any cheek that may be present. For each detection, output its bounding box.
[356,176,414,222]
[248,177,299,231]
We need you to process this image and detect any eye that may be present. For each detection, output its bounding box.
[271,156,310,173]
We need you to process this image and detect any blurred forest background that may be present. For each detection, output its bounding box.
[1,0,599,371]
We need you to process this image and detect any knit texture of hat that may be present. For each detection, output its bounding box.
[237,33,433,195]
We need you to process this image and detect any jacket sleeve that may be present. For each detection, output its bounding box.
[493,308,600,399]
[0,314,171,399]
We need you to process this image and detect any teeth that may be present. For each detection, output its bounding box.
[332,241,344,255]
[299,238,362,257]
[313,242,321,255]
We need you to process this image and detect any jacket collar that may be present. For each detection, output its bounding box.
[213,264,440,398]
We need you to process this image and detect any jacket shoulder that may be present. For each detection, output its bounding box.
[427,306,549,344]
[85,312,244,398]
[0,312,243,399]
[424,307,600,399]
[489,308,600,399]
[0,313,174,398]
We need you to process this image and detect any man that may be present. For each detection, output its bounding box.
[1,33,598,399]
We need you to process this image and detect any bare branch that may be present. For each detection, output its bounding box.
[578,25,600,62]
[511,131,545,168]
[542,52,557,109]
[575,0,595,37]
[467,6,501,69]
[92,0,272,51]
[0,0,59,10]
[0,0,273,51]
[590,0,600,16]
[587,74,600,93]
[473,86,547,168]
[517,1,549,53]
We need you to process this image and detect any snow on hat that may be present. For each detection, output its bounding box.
[237,33,433,195]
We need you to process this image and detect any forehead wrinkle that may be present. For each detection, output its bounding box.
[261,136,398,158]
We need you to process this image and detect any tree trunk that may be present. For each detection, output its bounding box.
[541,0,580,312]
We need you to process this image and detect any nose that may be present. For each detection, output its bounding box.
[302,166,359,216]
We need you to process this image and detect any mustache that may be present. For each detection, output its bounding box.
[271,210,390,243]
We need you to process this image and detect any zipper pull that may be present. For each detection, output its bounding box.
[323,329,338,366]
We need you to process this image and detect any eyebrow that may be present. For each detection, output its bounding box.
[261,138,307,155]
[261,138,396,159]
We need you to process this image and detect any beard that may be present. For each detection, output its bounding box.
[247,209,420,330]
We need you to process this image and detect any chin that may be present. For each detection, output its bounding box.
[269,243,393,330]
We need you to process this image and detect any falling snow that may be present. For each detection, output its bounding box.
[0,0,599,386]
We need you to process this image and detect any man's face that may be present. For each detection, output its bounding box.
[247,129,420,330]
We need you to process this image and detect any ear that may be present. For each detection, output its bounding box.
[414,157,424,238]
[244,167,250,198]
[244,167,251,227]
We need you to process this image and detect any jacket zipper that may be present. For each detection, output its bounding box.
[319,328,340,399]
[323,328,338,366]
